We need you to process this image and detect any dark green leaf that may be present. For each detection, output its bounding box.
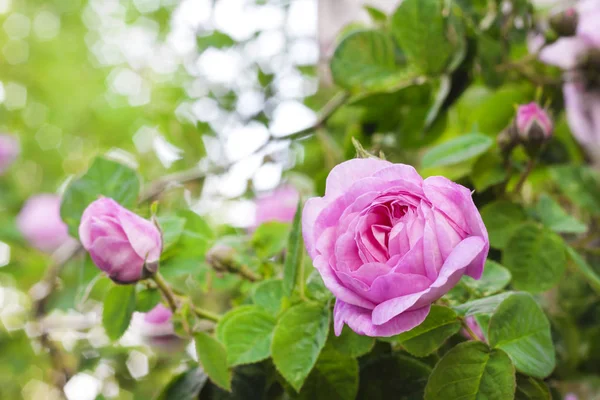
[392,305,461,357]
[251,221,290,259]
[283,201,303,296]
[535,194,586,234]
[481,200,528,249]
[329,325,375,358]
[515,375,551,400]
[297,346,359,400]
[102,284,136,341]
[425,341,515,400]
[503,223,566,293]
[252,279,284,315]
[566,247,600,295]
[462,260,512,296]
[471,151,508,192]
[271,302,331,391]
[330,30,417,92]
[195,332,232,391]
[488,293,555,378]
[158,367,208,400]
[221,308,276,366]
[421,133,493,169]
[61,157,140,238]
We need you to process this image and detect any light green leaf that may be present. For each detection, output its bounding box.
[135,288,161,313]
[271,302,331,391]
[296,346,359,400]
[535,194,586,234]
[157,215,186,251]
[252,279,284,315]
[392,305,461,357]
[462,260,512,296]
[61,157,140,238]
[551,165,600,215]
[102,285,136,341]
[330,30,416,92]
[196,31,235,52]
[391,0,464,75]
[283,201,303,296]
[515,375,551,400]
[502,223,566,293]
[157,367,208,400]
[251,221,290,259]
[453,292,514,317]
[471,151,508,192]
[480,200,528,249]
[195,332,232,391]
[221,308,276,366]
[329,325,375,358]
[488,293,555,378]
[215,305,257,343]
[424,341,515,400]
[421,133,493,169]
[364,5,387,25]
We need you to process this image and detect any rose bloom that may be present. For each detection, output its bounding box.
[79,198,162,283]
[254,185,300,227]
[303,159,489,337]
[17,194,72,253]
[0,134,19,175]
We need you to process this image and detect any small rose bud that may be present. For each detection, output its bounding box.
[0,134,19,175]
[549,8,578,37]
[79,198,162,284]
[17,194,73,253]
[205,244,236,274]
[515,102,553,154]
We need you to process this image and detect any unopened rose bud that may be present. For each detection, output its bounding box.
[17,194,73,253]
[79,198,162,284]
[0,134,19,175]
[549,8,578,37]
[515,103,553,156]
[205,244,236,274]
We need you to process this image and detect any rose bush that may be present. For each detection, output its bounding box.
[303,158,489,337]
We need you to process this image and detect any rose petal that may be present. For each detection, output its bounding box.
[89,216,127,245]
[539,37,588,70]
[89,237,145,281]
[79,198,120,249]
[117,207,162,262]
[371,164,424,194]
[325,158,391,197]
[372,236,486,325]
[334,299,431,337]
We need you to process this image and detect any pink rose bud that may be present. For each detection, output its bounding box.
[254,185,300,227]
[17,194,72,253]
[139,304,185,351]
[462,316,486,342]
[303,159,489,337]
[549,8,578,37]
[516,102,553,142]
[564,394,578,400]
[79,198,162,283]
[0,134,19,175]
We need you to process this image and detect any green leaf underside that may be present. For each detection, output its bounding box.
[102,285,136,341]
[535,194,586,234]
[453,292,514,317]
[422,133,493,169]
[195,332,232,391]
[462,260,512,296]
[158,367,208,400]
[424,341,516,400]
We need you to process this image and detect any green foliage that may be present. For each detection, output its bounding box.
[421,132,493,169]
[515,375,551,400]
[61,157,140,237]
[252,279,285,315]
[480,201,528,249]
[135,288,162,312]
[195,332,232,391]
[251,222,290,259]
[283,202,304,296]
[461,260,512,296]
[158,368,208,400]
[424,341,516,400]
[535,194,586,234]
[329,326,375,358]
[220,308,276,366]
[271,302,331,391]
[102,284,137,341]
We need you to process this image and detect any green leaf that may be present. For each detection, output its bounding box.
[221,308,276,366]
[515,375,551,400]
[251,221,290,259]
[364,5,387,25]
[157,215,186,251]
[471,151,508,192]
[296,346,359,400]
[197,30,235,52]
[195,332,232,391]
[461,260,512,296]
[330,30,416,92]
[61,157,140,238]
[329,325,375,358]
[535,194,586,234]
[215,305,257,343]
[424,341,515,400]
[176,210,214,257]
[566,247,600,295]
[502,223,566,293]
[283,201,303,296]
[480,200,528,249]
[391,0,464,75]
[488,293,555,378]
[551,165,600,215]
[421,133,493,169]
[252,279,284,315]
[453,292,514,317]
[271,302,331,391]
[392,305,461,357]
[158,367,208,400]
[102,285,136,341]
[358,353,431,399]
[135,288,161,312]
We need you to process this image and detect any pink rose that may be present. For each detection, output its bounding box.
[17,194,72,253]
[302,159,489,337]
[79,198,162,283]
[563,82,600,158]
[0,134,19,175]
[515,102,553,141]
[255,185,300,227]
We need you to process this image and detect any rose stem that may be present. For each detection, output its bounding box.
[461,318,480,341]
[151,272,178,313]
